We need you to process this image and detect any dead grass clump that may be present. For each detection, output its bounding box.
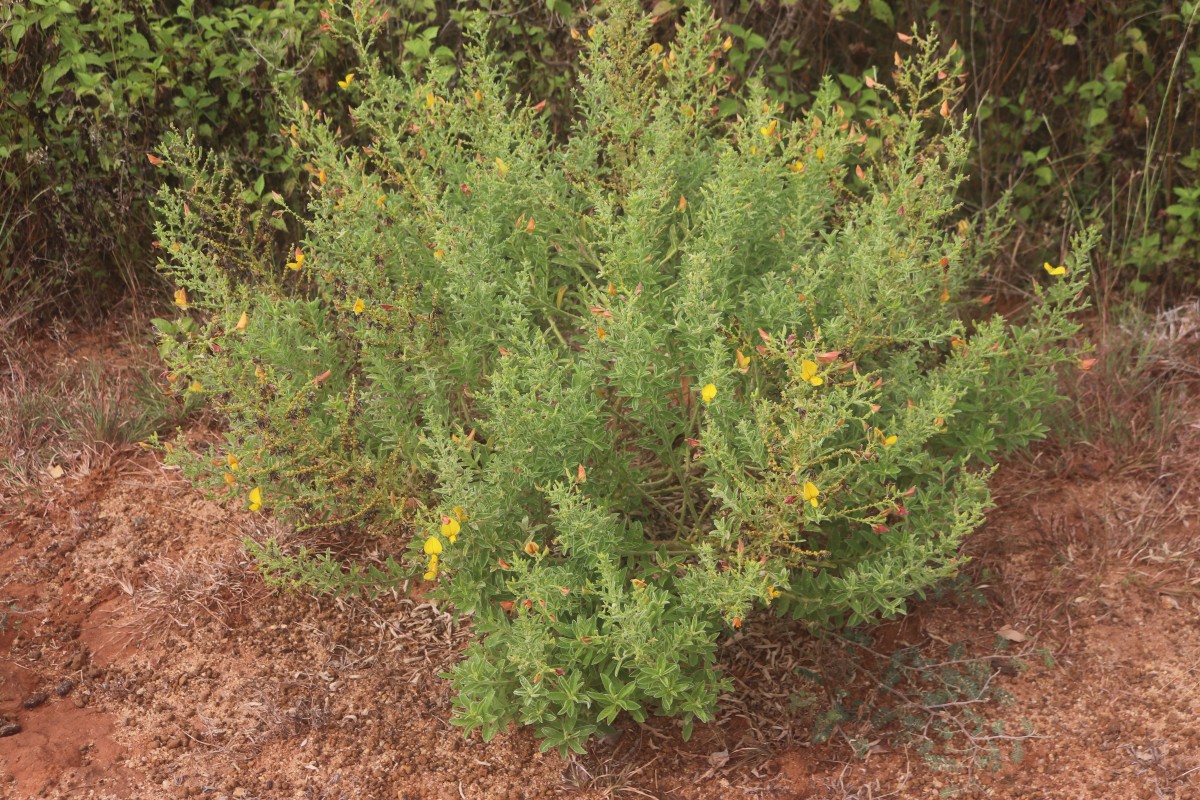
[132,552,268,634]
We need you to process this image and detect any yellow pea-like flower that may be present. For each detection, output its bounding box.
[495,157,510,177]
[337,72,355,89]
[701,383,717,404]
[227,453,240,471]
[174,288,189,309]
[736,350,751,371]
[423,536,443,556]
[248,486,263,512]
[286,249,305,271]
[800,359,823,386]
[235,311,248,331]
[1044,262,1067,276]
[440,516,461,543]
[802,481,820,508]
[353,298,365,315]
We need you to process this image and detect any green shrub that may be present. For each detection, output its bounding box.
[151,0,1090,753]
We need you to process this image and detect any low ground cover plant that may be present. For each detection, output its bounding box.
[151,0,1091,753]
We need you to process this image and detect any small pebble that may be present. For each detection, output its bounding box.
[0,722,21,737]
[54,678,75,697]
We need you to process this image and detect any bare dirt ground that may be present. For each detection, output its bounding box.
[2,314,1199,800]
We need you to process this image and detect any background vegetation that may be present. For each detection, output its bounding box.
[2,0,1197,328]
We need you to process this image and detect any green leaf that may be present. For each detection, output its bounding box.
[1085,107,1108,127]
[867,0,894,26]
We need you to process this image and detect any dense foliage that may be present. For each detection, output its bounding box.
[3,0,1193,323]
[151,1,1091,752]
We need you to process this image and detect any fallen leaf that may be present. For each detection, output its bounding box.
[995,626,1028,643]
[48,464,65,479]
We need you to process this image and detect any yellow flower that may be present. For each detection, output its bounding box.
[473,89,483,103]
[722,36,733,52]
[423,536,443,556]
[735,350,751,372]
[524,541,539,556]
[767,585,782,600]
[235,311,248,331]
[596,326,607,340]
[433,249,445,260]
[802,481,820,508]
[570,28,582,40]
[187,380,203,393]
[452,506,467,522]
[800,359,823,386]
[440,515,461,543]
[649,42,663,55]
[287,248,305,271]
[495,157,510,177]
[1044,262,1067,276]
[174,288,189,309]
[424,553,439,581]
[681,104,695,118]
[425,92,436,110]
[701,383,718,404]
[883,434,898,447]
[760,119,778,139]
[337,72,355,89]
[223,472,236,487]
[254,364,266,382]
[815,147,826,161]
[248,486,263,512]
[227,453,240,471]
[317,168,326,185]
[587,26,595,39]
[353,298,365,315]
[377,194,386,208]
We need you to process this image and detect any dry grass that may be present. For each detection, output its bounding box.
[130,552,270,634]
[1026,302,1199,481]
[0,325,184,492]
